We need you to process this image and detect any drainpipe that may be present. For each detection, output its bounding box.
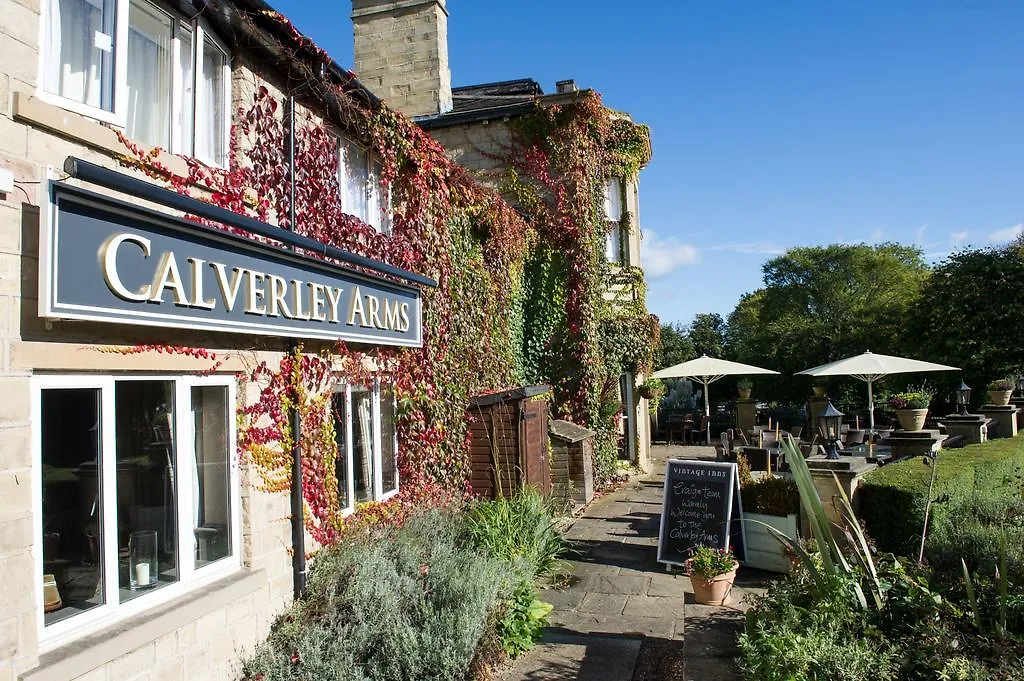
[286,94,306,600]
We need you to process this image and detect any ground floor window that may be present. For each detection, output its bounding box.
[34,374,239,646]
[332,380,399,510]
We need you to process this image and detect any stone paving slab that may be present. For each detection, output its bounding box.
[577,592,628,615]
[623,595,686,619]
[549,612,677,638]
[500,632,642,681]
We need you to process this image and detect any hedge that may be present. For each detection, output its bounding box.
[859,435,1024,557]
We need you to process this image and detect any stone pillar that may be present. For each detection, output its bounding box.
[882,430,944,459]
[941,413,989,445]
[1011,397,1024,430]
[735,397,756,432]
[979,405,1018,439]
[351,0,453,118]
[804,457,877,534]
[808,395,829,436]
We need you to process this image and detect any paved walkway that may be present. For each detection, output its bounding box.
[501,444,770,681]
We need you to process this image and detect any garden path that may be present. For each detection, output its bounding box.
[500,444,770,681]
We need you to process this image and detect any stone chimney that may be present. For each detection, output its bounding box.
[351,0,453,118]
[555,79,578,94]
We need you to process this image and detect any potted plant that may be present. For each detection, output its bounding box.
[637,377,665,401]
[737,377,753,399]
[888,386,934,431]
[986,378,1014,406]
[684,545,739,605]
[740,475,799,573]
[811,378,828,397]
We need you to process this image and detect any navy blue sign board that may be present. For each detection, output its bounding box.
[40,182,422,346]
[657,459,746,567]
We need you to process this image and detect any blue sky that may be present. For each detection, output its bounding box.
[271,0,1024,327]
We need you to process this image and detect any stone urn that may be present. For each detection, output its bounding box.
[738,388,752,399]
[812,386,827,398]
[987,389,1012,406]
[896,408,928,431]
[690,562,739,605]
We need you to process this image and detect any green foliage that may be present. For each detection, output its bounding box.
[988,378,1015,391]
[888,386,934,410]
[905,245,1024,392]
[241,510,506,681]
[860,438,1024,556]
[726,244,928,403]
[740,475,799,516]
[494,582,553,657]
[688,312,727,359]
[465,488,568,581]
[685,546,737,577]
[655,321,696,369]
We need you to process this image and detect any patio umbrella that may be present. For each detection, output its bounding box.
[796,351,959,433]
[652,355,780,444]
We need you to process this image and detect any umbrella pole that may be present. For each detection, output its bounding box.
[867,379,875,436]
[704,378,711,445]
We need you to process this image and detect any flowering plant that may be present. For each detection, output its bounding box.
[888,390,933,410]
[685,545,737,578]
[737,377,753,391]
[987,378,1014,391]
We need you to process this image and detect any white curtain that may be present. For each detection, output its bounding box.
[606,226,622,263]
[357,394,373,501]
[177,24,194,156]
[341,139,369,223]
[126,1,171,148]
[47,0,113,109]
[198,40,226,164]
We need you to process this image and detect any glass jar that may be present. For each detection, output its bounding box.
[129,530,158,590]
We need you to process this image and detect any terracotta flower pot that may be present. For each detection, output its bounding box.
[987,389,1012,406]
[896,408,928,431]
[690,562,738,605]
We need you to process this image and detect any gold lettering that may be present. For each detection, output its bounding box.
[211,264,245,313]
[325,286,344,323]
[310,283,327,322]
[187,258,216,309]
[383,298,401,330]
[347,286,368,327]
[366,295,384,329]
[399,302,410,332]
[100,233,151,302]
[244,270,267,314]
[149,252,189,306]
[267,275,291,318]
[290,279,311,321]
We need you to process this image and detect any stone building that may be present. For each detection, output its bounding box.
[0,1,423,679]
[351,0,655,470]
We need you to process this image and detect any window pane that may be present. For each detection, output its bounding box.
[606,226,622,263]
[603,178,622,222]
[115,381,178,599]
[197,38,227,165]
[331,391,350,509]
[352,386,374,503]
[380,386,398,495]
[41,388,104,625]
[126,0,172,149]
[45,0,116,110]
[191,385,231,568]
[177,23,194,156]
[341,139,369,223]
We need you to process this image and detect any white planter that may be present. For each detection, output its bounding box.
[742,512,798,574]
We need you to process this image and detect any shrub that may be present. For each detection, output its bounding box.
[241,510,506,681]
[859,438,1024,556]
[685,546,736,577]
[987,379,1014,392]
[465,487,567,580]
[740,475,799,516]
[494,581,553,657]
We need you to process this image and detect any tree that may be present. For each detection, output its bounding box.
[688,312,726,358]
[905,244,1024,393]
[726,243,930,404]
[655,322,695,370]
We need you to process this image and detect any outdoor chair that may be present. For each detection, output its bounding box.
[789,425,803,440]
[843,429,866,447]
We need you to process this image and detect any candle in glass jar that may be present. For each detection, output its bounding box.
[135,562,150,587]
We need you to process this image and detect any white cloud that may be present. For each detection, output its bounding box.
[641,229,699,277]
[988,224,1023,243]
[707,241,786,255]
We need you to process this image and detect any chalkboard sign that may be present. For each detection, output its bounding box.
[657,459,746,566]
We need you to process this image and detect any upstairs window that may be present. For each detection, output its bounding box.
[603,177,623,222]
[41,0,230,166]
[339,137,391,234]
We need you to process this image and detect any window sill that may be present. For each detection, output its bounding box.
[11,92,228,180]
[21,569,267,681]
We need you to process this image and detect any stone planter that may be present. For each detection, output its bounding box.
[742,513,798,573]
[738,388,752,399]
[987,389,1012,406]
[690,562,739,605]
[812,386,827,397]
[896,408,928,431]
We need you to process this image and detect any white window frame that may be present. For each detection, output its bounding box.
[36,0,231,167]
[337,136,392,234]
[31,373,241,651]
[332,379,399,506]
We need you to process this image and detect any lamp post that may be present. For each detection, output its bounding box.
[956,380,972,416]
[818,400,844,460]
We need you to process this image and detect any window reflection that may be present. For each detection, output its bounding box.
[331,391,350,509]
[191,385,231,568]
[380,387,397,495]
[352,386,374,503]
